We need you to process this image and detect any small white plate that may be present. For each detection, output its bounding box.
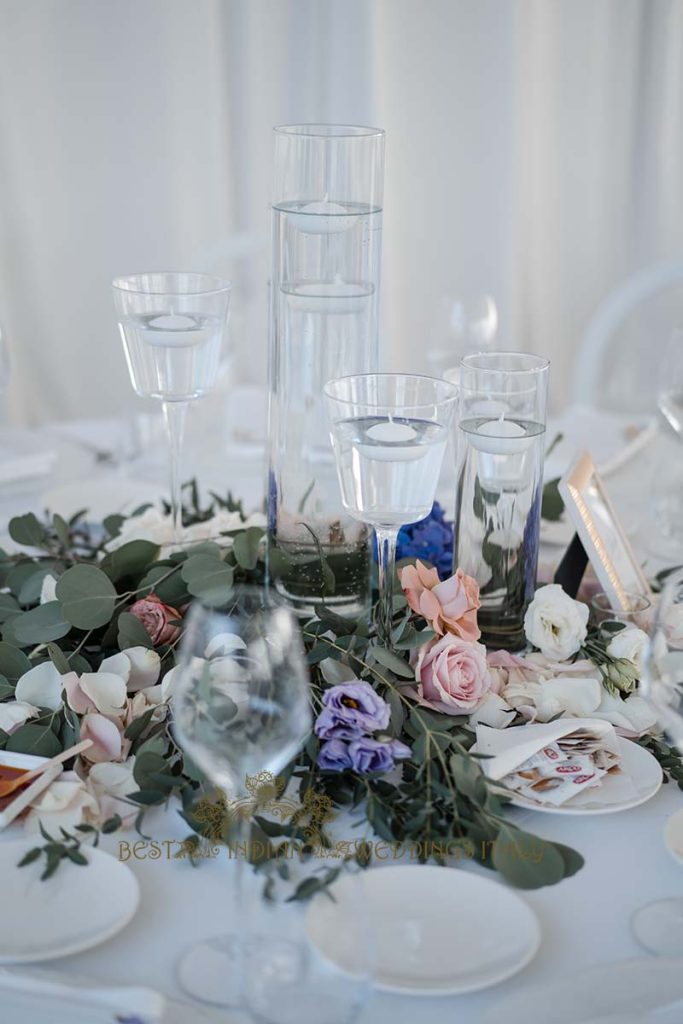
[305,865,540,996]
[507,736,663,816]
[0,838,139,963]
[481,956,683,1024]
[664,808,683,867]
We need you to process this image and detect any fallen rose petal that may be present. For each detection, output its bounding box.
[15,661,63,710]
[80,714,123,763]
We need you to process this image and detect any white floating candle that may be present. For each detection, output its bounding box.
[366,421,417,444]
[285,280,372,315]
[470,418,531,455]
[289,196,358,234]
[358,419,423,462]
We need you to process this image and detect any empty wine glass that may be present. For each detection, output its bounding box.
[631,568,683,954]
[172,590,312,1006]
[324,373,458,645]
[651,330,683,552]
[112,273,231,541]
[0,321,9,397]
[427,292,498,380]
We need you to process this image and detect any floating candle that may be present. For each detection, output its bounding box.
[470,418,531,455]
[289,195,358,234]
[366,421,417,444]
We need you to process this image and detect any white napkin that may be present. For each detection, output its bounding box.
[475,718,639,808]
[0,969,165,1024]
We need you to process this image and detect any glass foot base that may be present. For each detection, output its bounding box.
[176,935,243,1006]
[631,899,683,955]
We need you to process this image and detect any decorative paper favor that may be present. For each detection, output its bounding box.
[475,718,638,808]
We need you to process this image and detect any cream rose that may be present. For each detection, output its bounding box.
[607,627,648,670]
[524,585,589,660]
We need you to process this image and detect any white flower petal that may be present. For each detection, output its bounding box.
[593,691,658,736]
[15,662,63,710]
[25,774,99,834]
[79,673,128,717]
[99,652,132,683]
[39,574,58,605]
[0,700,39,734]
[122,646,161,691]
[468,693,516,729]
[205,633,247,659]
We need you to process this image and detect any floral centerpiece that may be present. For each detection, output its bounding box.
[0,492,679,890]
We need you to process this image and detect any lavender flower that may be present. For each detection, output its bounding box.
[318,736,411,774]
[317,739,353,771]
[314,680,390,740]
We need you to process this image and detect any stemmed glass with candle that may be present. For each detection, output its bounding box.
[112,273,231,542]
[324,373,458,645]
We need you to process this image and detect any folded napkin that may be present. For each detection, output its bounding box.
[0,969,165,1024]
[475,718,638,808]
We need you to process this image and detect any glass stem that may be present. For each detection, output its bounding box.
[162,400,188,545]
[375,526,398,647]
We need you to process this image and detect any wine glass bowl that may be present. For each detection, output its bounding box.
[631,569,683,955]
[112,272,231,540]
[324,373,458,644]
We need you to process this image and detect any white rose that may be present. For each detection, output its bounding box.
[592,690,657,737]
[524,584,589,660]
[105,506,172,552]
[607,627,649,670]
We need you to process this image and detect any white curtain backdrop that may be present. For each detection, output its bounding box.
[0,0,681,425]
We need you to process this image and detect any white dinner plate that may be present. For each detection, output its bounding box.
[481,956,683,1024]
[507,736,663,816]
[305,865,540,996]
[664,808,683,867]
[0,838,139,963]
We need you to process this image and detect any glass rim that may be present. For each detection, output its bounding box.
[591,590,652,613]
[112,272,232,297]
[323,372,459,409]
[273,123,385,140]
[460,351,550,375]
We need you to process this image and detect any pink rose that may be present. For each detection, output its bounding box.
[129,593,181,646]
[414,634,491,714]
[400,561,481,641]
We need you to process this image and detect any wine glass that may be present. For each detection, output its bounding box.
[112,273,231,542]
[171,590,311,1006]
[651,330,683,552]
[427,292,498,379]
[631,568,683,954]
[0,322,9,396]
[324,373,458,645]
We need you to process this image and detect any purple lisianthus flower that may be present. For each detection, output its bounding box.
[317,738,353,771]
[374,501,454,580]
[348,737,412,774]
[314,680,390,740]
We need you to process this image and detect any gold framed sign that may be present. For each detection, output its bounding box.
[559,451,651,610]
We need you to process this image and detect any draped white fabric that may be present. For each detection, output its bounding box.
[0,0,681,425]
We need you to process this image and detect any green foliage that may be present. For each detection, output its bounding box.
[56,564,117,629]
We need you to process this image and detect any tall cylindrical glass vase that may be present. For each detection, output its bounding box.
[267,125,385,616]
[454,353,549,650]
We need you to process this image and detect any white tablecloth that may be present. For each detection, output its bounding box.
[0,400,681,1022]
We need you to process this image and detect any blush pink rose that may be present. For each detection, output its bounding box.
[414,634,491,714]
[400,560,481,641]
[129,594,181,646]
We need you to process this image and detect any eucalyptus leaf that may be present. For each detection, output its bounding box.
[0,594,20,625]
[0,642,32,682]
[117,611,154,651]
[6,723,62,758]
[12,602,71,645]
[105,540,160,583]
[492,824,568,889]
[56,564,117,629]
[0,676,14,700]
[372,646,415,679]
[232,527,264,570]
[181,555,234,607]
[9,513,48,549]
